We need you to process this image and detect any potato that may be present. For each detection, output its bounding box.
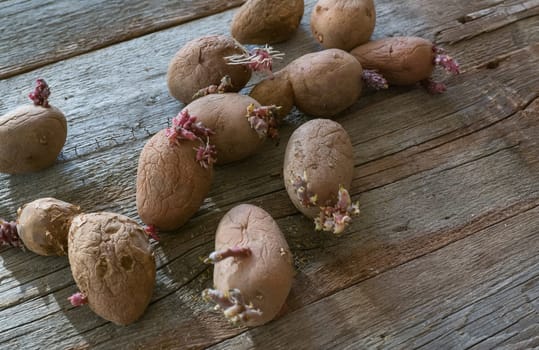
[184,93,266,164]
[286,49,363,117]
[311,0,375,51]
[167,35,252,104]
[0,105,66,174]
[16,198,81,256]
[283,119,358,234]
[136,129,213,230]
[203,204,293,326]
[249,70,295,119]
[231,0,304,44]
[68,212,156,325]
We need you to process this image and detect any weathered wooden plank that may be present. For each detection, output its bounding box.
[210,205,539,350]
[0,0,245,79]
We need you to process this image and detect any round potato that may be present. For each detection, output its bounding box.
[136,130,213,230]
[286,49,363,117]
[311,0,376,51]
[283,119,354,218]
[68,212,156,325]
[0,105,67,174]
[249,70,294,120]
[17,198,81,256]
[210,204,294,326]
[167,35,252,104]
[231,0,304,44]
[185,93,265,164]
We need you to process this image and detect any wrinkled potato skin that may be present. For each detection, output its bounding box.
[311,0,376,51]
[16,198,81,256]
[231,0,304,44]
[185,93,265,164]
[136,130,213,230]
[68,212,156,325]
[0,105,67,174]
[213,204,294,326]
[249,70,294,119]
[167,35,252,104]
[286,49,363,117]
[350,37,435,85]
[283,119,354,218]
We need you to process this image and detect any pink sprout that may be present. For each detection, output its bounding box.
[291,171,318,208]
[166,110,215,145]
[362,69,389,90]
[0,219,23,249]
[246,104,281,140]
[433,47,460,75]
[225,45,285,77]
[420,78,447,94]
[315,186,360,235]
[144,225,160,241]
[204,246,252,264]
[192,75,234,100]
[202,288,262,325]
[28,78,51,107]
[68,292,88,306]
[194,138,217,169]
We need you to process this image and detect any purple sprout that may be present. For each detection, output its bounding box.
[0,219,23,249]
[290,171,318,208]
[434,47,461,75]
[225,45,285,77]
[192,75,234,101]
[202,288,262,325]
[194,138,218,169]
[246,104,281,140]
[68,292,88,306]
[28,78,51,107]
[144,224,160,241]
[362,69,389,90]
[204,246,252,264]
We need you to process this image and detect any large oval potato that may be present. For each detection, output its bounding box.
[311,0,376,51]
[17,198,81,256]
[68,212,156,325]
[286,49,363,117]
[167,35,252,104]
[184,93,265,164]
[283,119,354,218]
[211,204,294,326]
[350,37,435,85]
[136,130,213,230]
[0,105,67,174]
[231,0,304,44]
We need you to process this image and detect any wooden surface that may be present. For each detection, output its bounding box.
[0,0,538,349]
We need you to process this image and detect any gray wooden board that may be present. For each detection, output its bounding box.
[0,0,538,349]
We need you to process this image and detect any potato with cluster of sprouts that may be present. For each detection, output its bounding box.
[0,79,67,174]
[136,110,216,231]
[231,0,304,44]
[202,204,294,326]
[283,119,359,235]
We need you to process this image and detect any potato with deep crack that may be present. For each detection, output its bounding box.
[283,119,359,235]
[68,212,156,325]
[202,204,294,326]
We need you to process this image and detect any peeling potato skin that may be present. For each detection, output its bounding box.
[350,37,435,85]
[213,204,294,327]
[136,130,213,231]
[283,119,354,218]
[68,212,156,326]
[231,0,304,44]
[167,35,252,104]
[286,49,363,117]
[16,198,81,256]
[311,0,376,51]
[0,105,67,174]
[249,70,295,119]
[185,93,264,164]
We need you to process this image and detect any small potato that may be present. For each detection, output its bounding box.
[0,105,66,174]
[184,93,265,164]
[249,70,295,119]
[136,129,213,230]
[286,49,363,117]
[68,212,156,325]
[167,35,252,104]
[203,204,293,326]
[16,198,81,256]
[283,119,358,234]
[311,0,376,51]
[231,0,304,44]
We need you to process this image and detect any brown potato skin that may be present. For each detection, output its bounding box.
[167,35,252,104]
[68,212,156,326]
[185,93,265,164]
[16,198,81,256]
[249,70,294,120]
[350,37,435,85]
[231,0,304,44]
[136,130,213,230]
[286,49,363,117]
[283,119,354,218]
[311,0,376,51]
[213,204,294,327]
[0,105,67,174]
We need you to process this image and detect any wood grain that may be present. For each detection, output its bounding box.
[0,0,538,349]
